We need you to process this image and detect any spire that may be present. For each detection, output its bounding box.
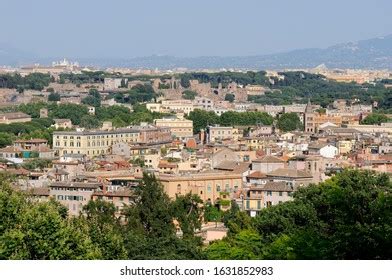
[305,98,313,113]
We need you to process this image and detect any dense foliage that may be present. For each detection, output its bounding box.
[0,170,390,259]
[82,89,101,107]
[361,113,390,125]
[187,109,274,133]
[0,173,204,260]
[111,84,156,105]
[179,71,268,88]
[224,93,235,102]
[0,118,54,145]
[182,90,197,100]
[206,170,392,260]
[59,71,106,84]
[277,112,303,132]
[0,73,52,91]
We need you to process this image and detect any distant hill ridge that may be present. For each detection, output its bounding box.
[1,34,392,69]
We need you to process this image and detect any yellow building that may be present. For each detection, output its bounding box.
[158,171,242,204]
[207,126,239,143]
[154,117,193,139]
[53,128,140,157]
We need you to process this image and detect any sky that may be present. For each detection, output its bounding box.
[1,0,392,58]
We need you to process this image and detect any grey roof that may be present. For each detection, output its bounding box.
[258,182,294,192]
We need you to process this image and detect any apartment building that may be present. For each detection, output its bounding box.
[206,126,239,143]
[53,128,140,157]
[193,97,214,110]
[154,117,193,139]
[147,99,200,115]
[158,171,243,204]
[49,181,102,215]
[53,126,173,157]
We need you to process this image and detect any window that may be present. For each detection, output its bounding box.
[267,191,272,196]
[257,200,261,209]
[246,200,250,209]
[216,185,221,192]
[266,201,272,207]
[279,191,283,196]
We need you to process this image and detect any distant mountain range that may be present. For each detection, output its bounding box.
[1,35,392,70]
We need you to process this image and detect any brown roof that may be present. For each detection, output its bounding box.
[0,146,21,153]
[247,171,267,179]
[93,188,134,198]
[27,187,50,196]
[0,112,31,120]
[214,161,250,173]
[267,168,312,178]
[253,155,285,163]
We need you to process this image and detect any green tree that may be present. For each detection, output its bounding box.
[206,230,263,260]
[0,179,100,259]
[224,93,235,102]
[204,203,223,225]
[82,89,101,107]
[80,115,101,129]
[120,79,128,88]
[82,200,127,259]
[182,90,197,100]
[277,112,303,132]
[361,113,389,125]
[206,169,392,260]
[48,92,61,102]
[122,173,204,259]
[172,193,203,239]
[0,132,13,148]
[187,109,219,133]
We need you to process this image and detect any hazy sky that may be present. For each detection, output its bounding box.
[2,0,392,58]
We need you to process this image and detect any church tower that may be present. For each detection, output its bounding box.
[304,98,315,133]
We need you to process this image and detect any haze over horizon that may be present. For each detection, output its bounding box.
[2,0,392,59]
